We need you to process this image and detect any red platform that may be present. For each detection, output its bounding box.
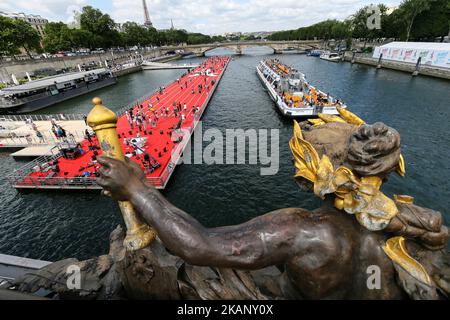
[17,57,230,189]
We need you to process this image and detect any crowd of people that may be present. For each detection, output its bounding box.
[114,56,229,177]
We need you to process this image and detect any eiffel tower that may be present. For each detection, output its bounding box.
[142,0,153,27]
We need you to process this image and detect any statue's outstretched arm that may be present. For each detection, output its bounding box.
[97,156,299,269]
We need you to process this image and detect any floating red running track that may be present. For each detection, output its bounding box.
[18,56,230,190]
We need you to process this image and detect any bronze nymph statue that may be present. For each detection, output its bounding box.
[15,106,449,300]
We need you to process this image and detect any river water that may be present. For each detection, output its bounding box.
[1,47,449,261]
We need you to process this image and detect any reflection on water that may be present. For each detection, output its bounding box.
[0,47,449,261]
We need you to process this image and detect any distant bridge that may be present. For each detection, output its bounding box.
[160,40,322,56]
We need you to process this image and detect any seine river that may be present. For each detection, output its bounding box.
[0,47,449,261]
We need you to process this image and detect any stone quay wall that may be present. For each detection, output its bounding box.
[0,49,165,83]
[343,52,450,81]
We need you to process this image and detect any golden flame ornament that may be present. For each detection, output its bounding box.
[87,97,156,251]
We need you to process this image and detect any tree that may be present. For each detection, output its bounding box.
[269,20,351,41]
[0,16,40,57]
[14,20,41,57]
[79,6,119,48]
[161,29,188,45]
[42,22,72,53]
[68,28,95,49]
[0,16,20,56]
[399,0,433,41]
[122,22,148,46]
[187,33,212,44]
[409,0,449,41]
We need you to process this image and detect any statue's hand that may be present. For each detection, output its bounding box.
[97,156,147,201]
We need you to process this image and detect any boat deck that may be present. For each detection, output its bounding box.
[0,120,88,148]
[10,145,58,159]
[10,56,230,190]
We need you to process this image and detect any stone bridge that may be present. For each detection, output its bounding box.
[161,40,322,56]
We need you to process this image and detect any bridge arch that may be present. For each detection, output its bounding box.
[161,40,322,57]
[202,44,277,56]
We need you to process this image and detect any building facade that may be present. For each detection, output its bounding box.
[0,11,48,37]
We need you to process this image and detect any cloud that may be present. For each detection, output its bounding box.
[1,0,403,34]
[0,0,87,22]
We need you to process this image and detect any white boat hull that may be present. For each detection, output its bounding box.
[319,53,341,62]
[320,57,341,62]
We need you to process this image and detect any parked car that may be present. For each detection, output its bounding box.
[91,48,105,54]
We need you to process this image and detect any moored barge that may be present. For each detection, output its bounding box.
[0,69,117,114]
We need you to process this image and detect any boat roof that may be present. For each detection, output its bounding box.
[0,68,109,94]
[262,60,305,79]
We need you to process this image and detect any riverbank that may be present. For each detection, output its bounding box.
[0,51,183,84]
[342,52,450,80]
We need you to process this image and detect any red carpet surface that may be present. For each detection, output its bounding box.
[22,56,230,188]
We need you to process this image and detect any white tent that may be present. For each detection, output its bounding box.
[373,42,450,69]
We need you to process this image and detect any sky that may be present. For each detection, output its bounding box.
[0,0,403,35]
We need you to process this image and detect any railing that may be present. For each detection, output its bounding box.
[6,152,61,182]
[0,113,86,122]
[5,151,98,188]
[0,130,88,147]
[11,175,98,189]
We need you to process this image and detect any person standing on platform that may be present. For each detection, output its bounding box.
[142,116,147,132]
[30,121,38,132]
[36,130,45,143]
[52,126,59,139]
[128,116,134,130]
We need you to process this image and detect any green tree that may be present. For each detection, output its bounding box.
[42,22,72,53]
[68,28,95,49]
[186,33,212,44]
[15,20,41,57]
[122,22,149,46]
[398,0,433,41]
[0,16,20,56]
[0,16,40,57]
[409,0,449,41]
[79,6,120,48]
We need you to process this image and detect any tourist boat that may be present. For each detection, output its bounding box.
[256,59,346,117]
[320,52,341,62]
[0,69,117,114]
[307,49,325,57]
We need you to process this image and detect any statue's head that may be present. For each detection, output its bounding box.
[289,109,404,231]
[347,122,401,177]
[294,117,403,192]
